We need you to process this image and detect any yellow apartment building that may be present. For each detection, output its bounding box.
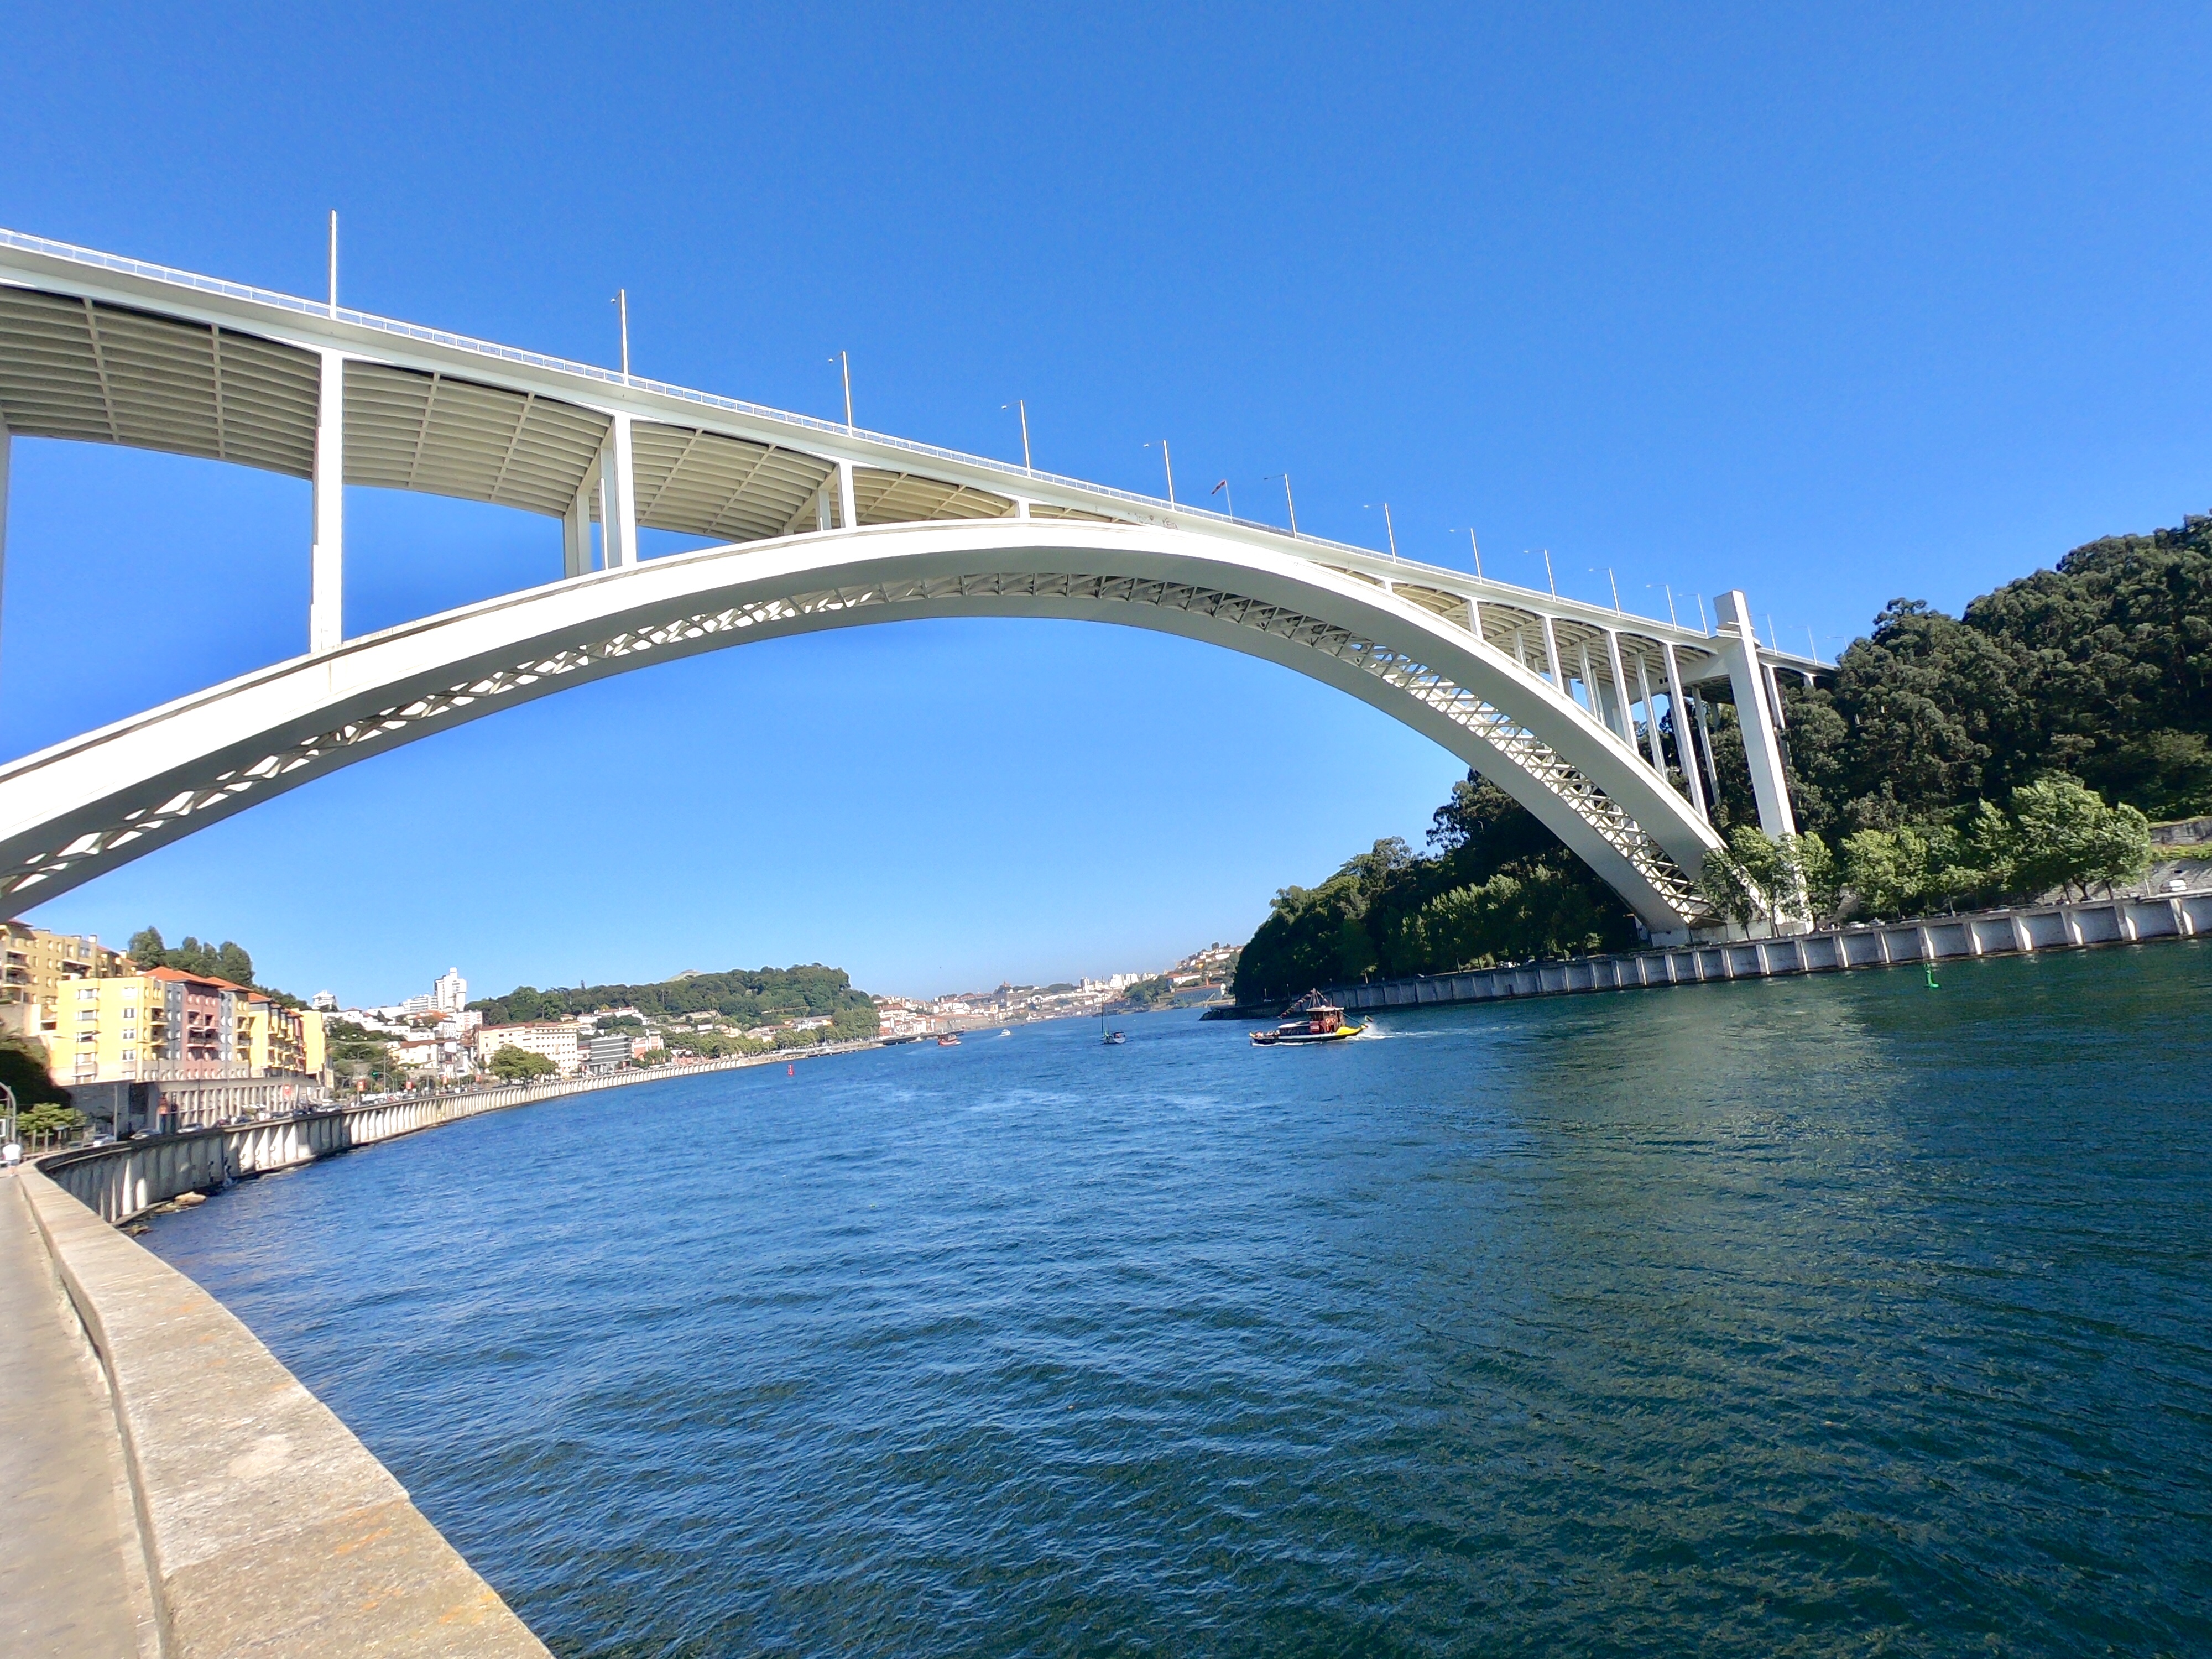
[60,969,326,1087]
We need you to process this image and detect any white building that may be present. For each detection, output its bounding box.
[434,967,467,1012]
[475,1020,581,1076]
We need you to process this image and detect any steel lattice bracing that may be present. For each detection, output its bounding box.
[0,227,1832,937]
[0,523,1721,932]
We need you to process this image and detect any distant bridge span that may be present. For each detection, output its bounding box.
[0,228,1821,940]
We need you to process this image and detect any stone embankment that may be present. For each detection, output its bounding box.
[11,1041,873,1656]
[45,1042,872,1225]
[15,1160,551,1657]
[1322,890,2212,1015]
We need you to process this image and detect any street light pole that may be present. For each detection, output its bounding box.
[613,290,630,384]
[1146,441,1176,505]
[1453,528,1482,578]
[841,352,853,434]
[1365,504,1399,559]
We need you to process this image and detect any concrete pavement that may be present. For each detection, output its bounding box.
[0,1171,158,1658]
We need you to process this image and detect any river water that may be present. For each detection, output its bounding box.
[145,945,2212,1656]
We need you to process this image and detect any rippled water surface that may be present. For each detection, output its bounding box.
[147,946,2212,1656]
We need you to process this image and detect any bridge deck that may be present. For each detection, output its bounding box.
[0,1172,156,1658]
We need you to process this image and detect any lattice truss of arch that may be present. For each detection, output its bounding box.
[2,575,1708,917]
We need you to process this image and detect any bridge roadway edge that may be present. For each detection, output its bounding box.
[15,1046,872,1656]
[1309,891,2212,1016]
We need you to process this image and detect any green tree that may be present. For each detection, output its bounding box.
[1695,827,1835,927]
[1232,775,1638,1004]
[2007,775,2153,900]
[488,1045,557,1082]
[128,926,166,967]
[0,1037,71,1111]
[15,1100,83,1141]
[1839,825,1938,918]
[1120,976,1177,1009]
[215,941,254,987]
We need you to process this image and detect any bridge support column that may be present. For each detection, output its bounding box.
[1663,641,1708,820]
[310,351,344,654]
[1540,614,1563,689]
[1603,627,1634,744]
[1635,651,1666,773]
[1715,590,1795,838]
[599,414,638,568]
[837,460,857,530]
[562,478,592,578]
[0,420,9,681]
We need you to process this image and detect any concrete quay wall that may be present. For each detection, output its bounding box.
[1334,890,2212,1014]
[16,1160,551,1656]
[44,1045,866,1226]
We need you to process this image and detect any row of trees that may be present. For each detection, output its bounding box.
[124,927,305,1006]
[1699,774,2154,930]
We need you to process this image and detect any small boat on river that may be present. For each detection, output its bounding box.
[937,1033,961,1047]
[1251,992,1363,1046]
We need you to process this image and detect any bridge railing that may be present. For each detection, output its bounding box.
[0,226,1828,670]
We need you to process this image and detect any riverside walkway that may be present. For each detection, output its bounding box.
[1,1172,155,1658]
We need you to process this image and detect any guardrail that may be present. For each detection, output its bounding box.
[0,226,1830,668]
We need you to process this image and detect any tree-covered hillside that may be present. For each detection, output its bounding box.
[1741,513,2212,834]
[1235,512,2212,998]
[470,964,878,1041]
[1232,776,1637,1005]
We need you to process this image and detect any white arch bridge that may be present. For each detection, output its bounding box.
[0,228,1819,943]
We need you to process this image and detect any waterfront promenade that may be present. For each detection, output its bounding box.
[1,1173,155,1658]
[4,1042,874,1657]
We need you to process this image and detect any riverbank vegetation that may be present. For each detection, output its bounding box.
[126,927,306,1006]
[1233,776,1638,1005]
[471,964,878,1043]
[1234,513,2206,999]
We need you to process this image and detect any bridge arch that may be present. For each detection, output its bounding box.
[0,519,1723,936]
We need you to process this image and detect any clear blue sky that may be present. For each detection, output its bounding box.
[4,3,2208,1003]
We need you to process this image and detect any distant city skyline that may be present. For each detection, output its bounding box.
[4,3,2208,998]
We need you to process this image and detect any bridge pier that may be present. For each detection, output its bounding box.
[599,412,638,567]
[1715,590,1796,839]
[0,420,9,684]
[562,476,592,577]
[310,351,343,654]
